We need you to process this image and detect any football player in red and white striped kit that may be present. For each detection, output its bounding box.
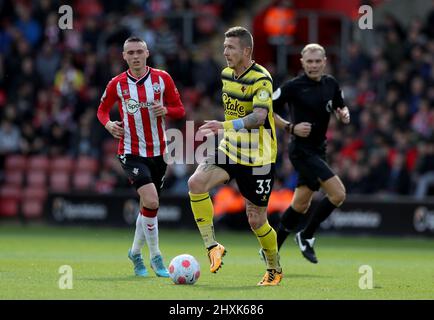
[97,36,185,277]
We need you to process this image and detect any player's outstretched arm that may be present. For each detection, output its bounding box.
[273,113,290,130]
[200,108,269,135]
[240,107,268,129]
[272,113,312,137]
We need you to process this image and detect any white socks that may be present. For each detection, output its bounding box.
[141,215,161,259]
[131,214,146,255]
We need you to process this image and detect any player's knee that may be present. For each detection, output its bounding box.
[329,190,346,207]
[141,198,159,210]
[292,202,310,214]
[247,216,262,230]
[188,174,207,194]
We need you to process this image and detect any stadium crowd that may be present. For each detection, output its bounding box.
[1,0,434,209]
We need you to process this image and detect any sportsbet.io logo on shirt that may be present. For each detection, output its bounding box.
[126,98,153,114]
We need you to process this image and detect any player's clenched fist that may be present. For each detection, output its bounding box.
[151,102,168,117]
[336,107,350,124]
[293,122,312,137]
[105,120,124,139]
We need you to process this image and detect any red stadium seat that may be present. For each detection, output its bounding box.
[22,187,47,201]
[49,172,70,192]
[4,171,24,186]
[75,156,98,174]
[0,185,21,200]
[22,199,44,218]
[5,155,27,171]
[72,171,94,190]
[0,197,19,216]
[27,155,49,172]
[51,156,74,173]
[26,171,47,187]
[21,187,47,218]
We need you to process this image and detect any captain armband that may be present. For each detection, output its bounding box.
[223,119,245,131]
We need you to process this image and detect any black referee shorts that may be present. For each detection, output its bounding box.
[118,154,167,194]
[288,141,335,191]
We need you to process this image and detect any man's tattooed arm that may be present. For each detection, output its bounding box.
[241,108,268,129]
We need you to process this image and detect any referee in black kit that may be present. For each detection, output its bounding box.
[271,43,350,263]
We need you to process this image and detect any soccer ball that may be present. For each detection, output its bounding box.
[168,254,200,285]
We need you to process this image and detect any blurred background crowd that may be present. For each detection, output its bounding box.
[1,0,434,219]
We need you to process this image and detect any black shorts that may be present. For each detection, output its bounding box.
[288,141,335,191]
[118,154,167,193]
[206,149,275,207]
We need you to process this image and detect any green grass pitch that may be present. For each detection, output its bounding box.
[1,224,433,300]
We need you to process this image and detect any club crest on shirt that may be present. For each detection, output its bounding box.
[122,89,129,96]
[152,82,161,93]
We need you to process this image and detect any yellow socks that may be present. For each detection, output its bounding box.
[189,192,217,249]
[253,221,281,270]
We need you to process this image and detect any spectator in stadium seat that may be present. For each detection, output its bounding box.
[192,46,220,98]
[97,36,185,278]
[364,149,390,194]
[414,139,434,198]
[415,139,434,177]
[271,43,350,264]
[36,41,61,87]
[386,152,411,195]
[19,122,44,155]
[47,122,71,156]
[0,119,21,155]
[14,3,42,48]
[345,42,372,79]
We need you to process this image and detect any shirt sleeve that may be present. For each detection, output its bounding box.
[252,77,273,110]
[332,78,345,110]
[161,71,185,119]
[97,78,118,127]
[272,80,292,115]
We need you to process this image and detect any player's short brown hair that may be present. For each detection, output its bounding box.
[225,26,253,50]
[123,36,146,49]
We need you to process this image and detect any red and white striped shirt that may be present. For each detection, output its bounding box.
[97,67,185,157]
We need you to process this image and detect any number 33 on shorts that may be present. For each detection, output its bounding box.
[256,179,271,194]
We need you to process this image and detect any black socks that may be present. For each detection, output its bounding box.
[277,206,304,250]
[302,197,337,239]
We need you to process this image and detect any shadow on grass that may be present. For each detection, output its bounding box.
[184,274,332,292]
[77,276,149,282]
[284,273,332,279]
[189,284,263,291]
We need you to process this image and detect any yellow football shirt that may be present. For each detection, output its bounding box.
[218,62,277,166]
